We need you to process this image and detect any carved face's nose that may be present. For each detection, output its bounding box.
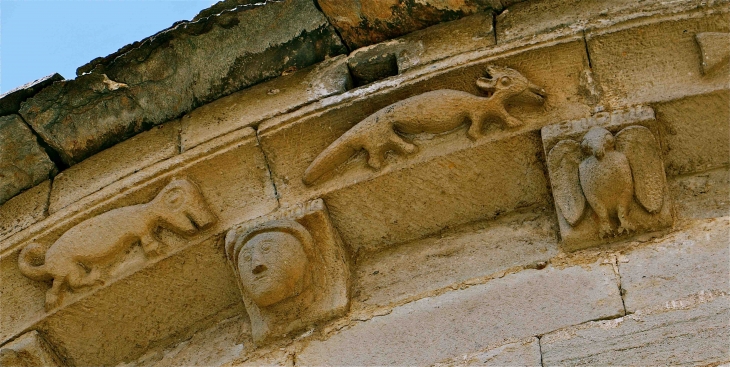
[252,264,267,275]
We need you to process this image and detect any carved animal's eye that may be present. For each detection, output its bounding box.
[499,76,512,86]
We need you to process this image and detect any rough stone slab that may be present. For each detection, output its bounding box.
[434,337,541,367]
[48,120,180,214]
[655,90,729,176]
[541,293,730,366]
[316,0,501,50]
[0,73,63,116]
[586,7,730,109]
[669,167,729,220]
[0,181,50,242]
[297,262,623,366]
[0,115,56,205]
[259,36,592,252]
[348,12,496,77]
[180,55,352,151]
[354,210,558,307]
[619,217,730,313]
[21,0,346,165]
[0,128,277,365]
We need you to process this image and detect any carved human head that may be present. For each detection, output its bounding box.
[230,220,313,308]
[581,127,615,159]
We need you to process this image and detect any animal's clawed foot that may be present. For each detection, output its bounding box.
[364,134,418,170]
[598,222,613,239]
[617,220,636,235]
[45,293,60,311]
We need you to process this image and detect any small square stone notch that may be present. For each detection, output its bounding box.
[225,199,350,345]
[0,330,63,367]
[542,106,673,252]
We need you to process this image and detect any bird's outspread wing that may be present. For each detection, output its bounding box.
[547,140,586,226]
[615,126,665,213]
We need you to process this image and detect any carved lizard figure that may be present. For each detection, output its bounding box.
[302,65,546,185]
[18,178,217,310]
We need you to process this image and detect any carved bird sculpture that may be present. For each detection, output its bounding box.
[548,126,666,238]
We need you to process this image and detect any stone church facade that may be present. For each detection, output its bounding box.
[0,0,728,365]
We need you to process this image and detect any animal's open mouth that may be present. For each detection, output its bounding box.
[530,85,547,99]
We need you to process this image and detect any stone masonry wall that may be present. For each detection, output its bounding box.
[0,0,728,366]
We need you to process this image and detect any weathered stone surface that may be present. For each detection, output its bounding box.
[0,73,63,116]
[297,262,623,366]
[655,90,729,176]
[260,36,591,252]
[0,115,56,205]
[0,128,277,365]
[669,167,729,220]
[317,0,501,49]
[180,56,352,151]
[354,210,558,307]
[619,217,729,313]
[434,337,541,367]
[21,0,346,165]
[0,180,50,242]
[541,293,730,366]
[48,120,180,214]
[587,7,730,108]
[0,330,63,367]
[345,11,496,79]
[495,0,706,43]
[696,32,730,75]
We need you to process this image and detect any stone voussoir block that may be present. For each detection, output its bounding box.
[586,5,730,109]
[48,120,181,214]
[0,114,56,205]
[0,330,63,367]
[0,127,277,365]
[541,292,730,366]
[297,262,624,366]
[619,217,730,313]
[259,34,593,252]
[433,337,542,367]
[0,180,50,242]
[20,0,346,165]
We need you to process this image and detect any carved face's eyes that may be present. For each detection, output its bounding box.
[242,251,252,262]
[261,243,271,253]
[499,76,512,87]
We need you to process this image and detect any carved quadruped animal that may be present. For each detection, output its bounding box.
[302,65,546,185]
[18,178,217,310]
[548,126,666,238]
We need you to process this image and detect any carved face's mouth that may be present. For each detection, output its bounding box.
[528,84,547,103]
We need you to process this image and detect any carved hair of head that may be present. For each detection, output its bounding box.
[227,219,314,264]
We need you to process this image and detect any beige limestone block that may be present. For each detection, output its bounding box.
[354,210,558,307]
[541,293,730,366]
[619,217,730,313]
[587,7,730,108]
[434,337,541,367]
[0,127,277,364]
[0,330,63,367]
[48,120,180,214]
[259,35,592,251]
[496,0,707,43]
[180,56,352,151]
[297,262,623,366]
[655,90,729,176]
[669,167,729,220]
[36,236,245,367]
[0,180,49,242]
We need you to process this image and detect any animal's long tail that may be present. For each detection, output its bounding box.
[303,136,359,185]
[18,243,52,281]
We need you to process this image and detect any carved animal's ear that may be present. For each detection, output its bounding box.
[163,187,186,209]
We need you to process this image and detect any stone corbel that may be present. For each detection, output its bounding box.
[225,198,350,345]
